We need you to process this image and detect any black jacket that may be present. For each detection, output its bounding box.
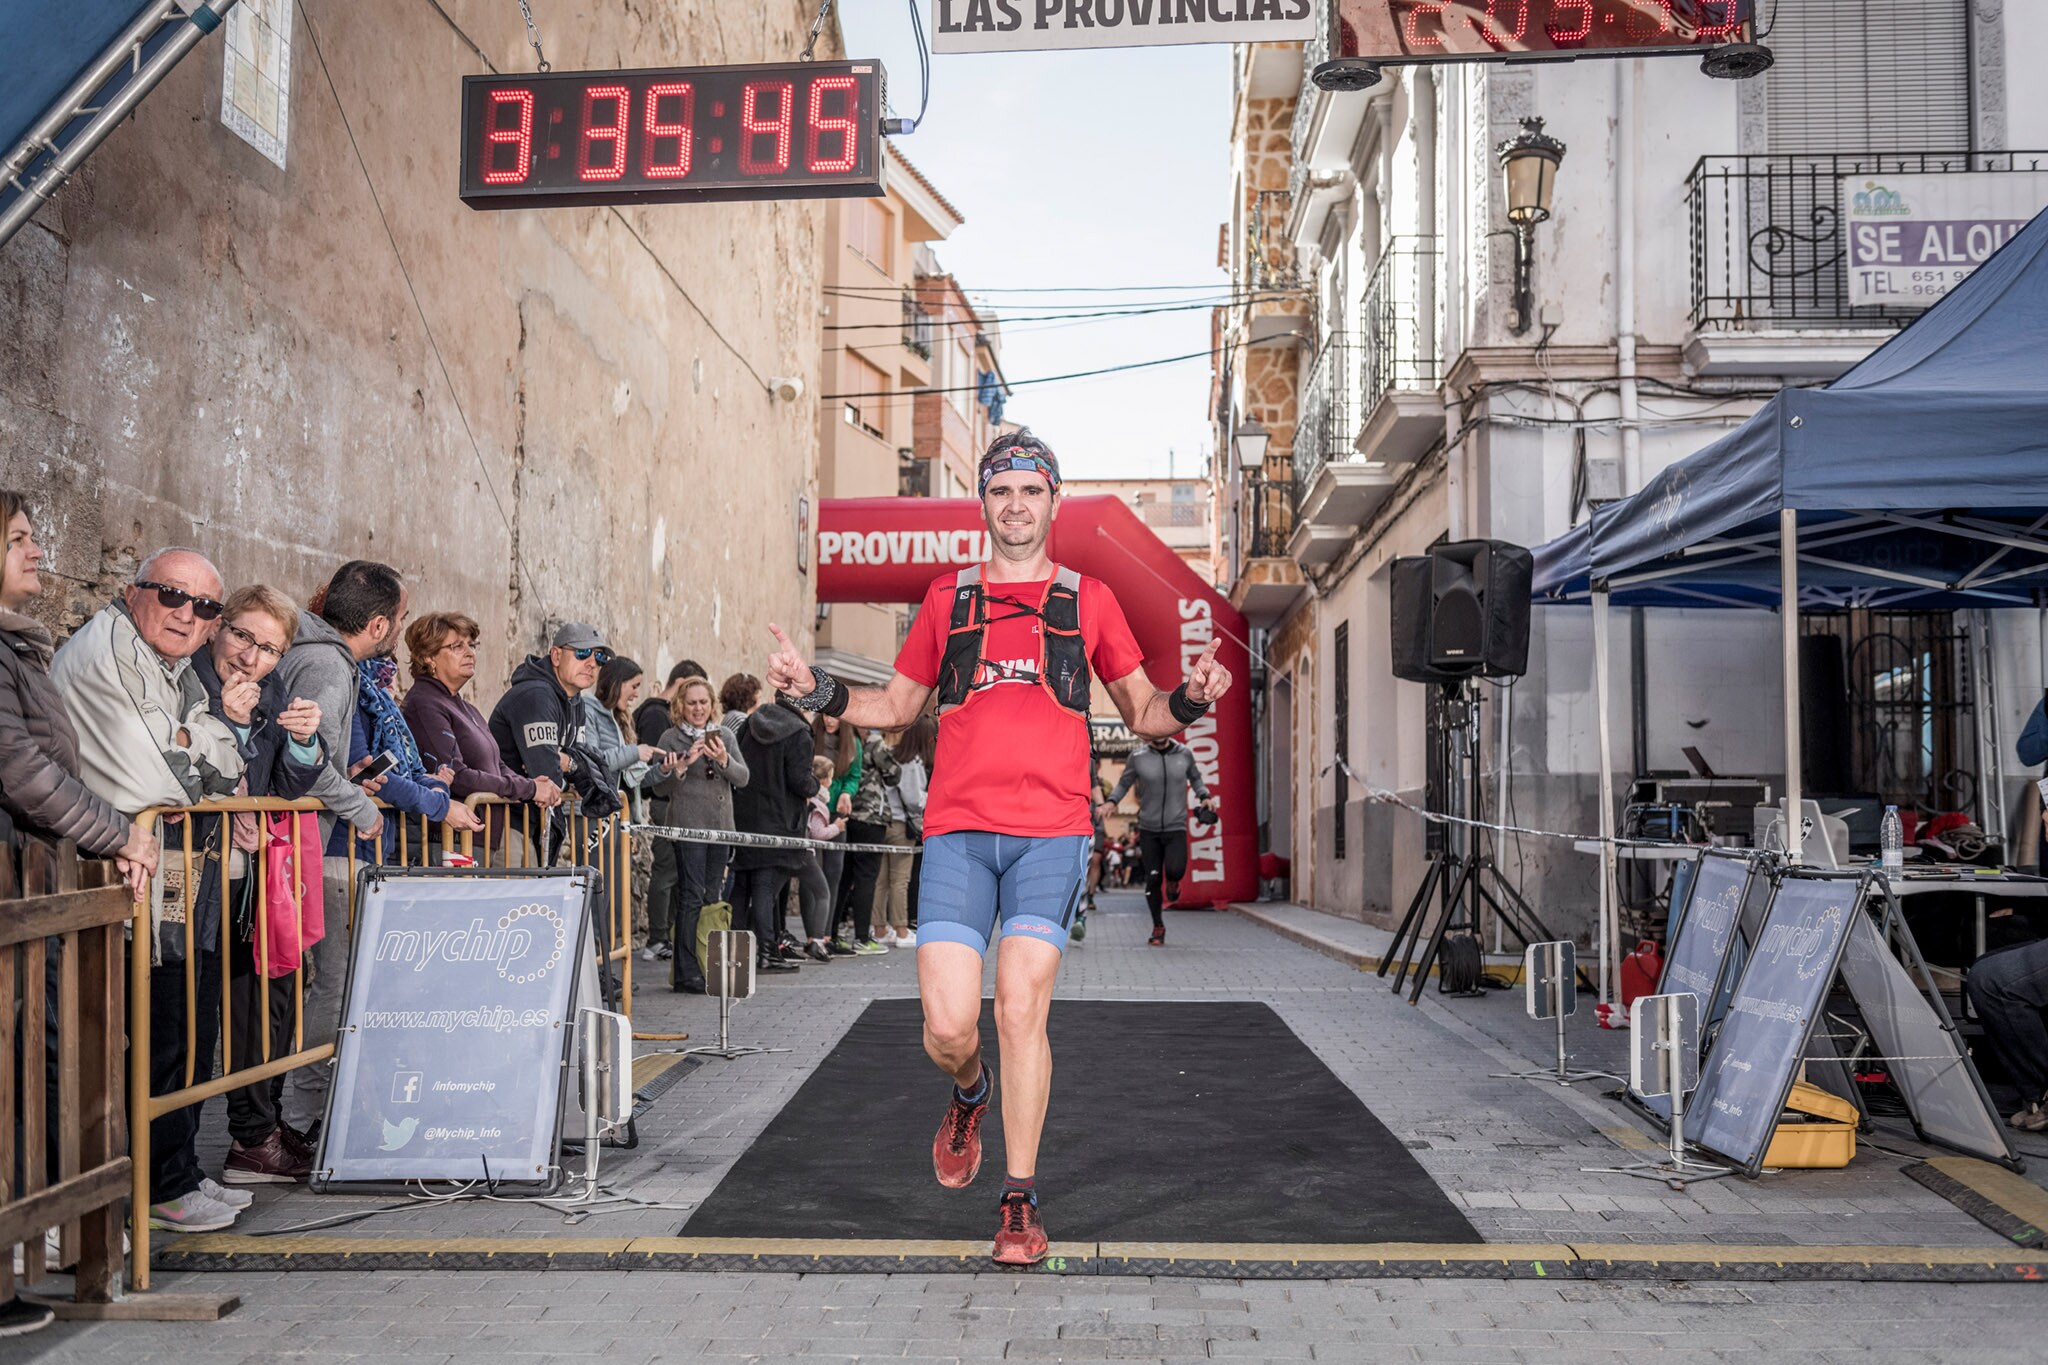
[728,701,818,871]
[633,696,671,748]
[0,608,128,855]
[489,654,582,782]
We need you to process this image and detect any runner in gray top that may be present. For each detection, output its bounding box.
[1109,739,1212,945]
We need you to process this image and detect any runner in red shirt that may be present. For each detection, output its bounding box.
[765,430,1231,1265]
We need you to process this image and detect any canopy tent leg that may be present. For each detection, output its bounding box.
[1593,586,1618,1004]
[1781,509,1804,864]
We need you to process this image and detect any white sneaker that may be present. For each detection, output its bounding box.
[895,928,917,946]
[147,1191,239,1232]
[639,946,659,962]
[200,1177,254,1210]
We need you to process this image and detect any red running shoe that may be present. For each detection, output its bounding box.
[991,1192,1049,1266]
[1148,925,1166,946]
[932,1066,993,1189]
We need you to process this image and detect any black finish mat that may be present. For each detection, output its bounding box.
[682,998,1481,1243]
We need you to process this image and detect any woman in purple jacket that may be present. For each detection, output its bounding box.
[401,612,563,859]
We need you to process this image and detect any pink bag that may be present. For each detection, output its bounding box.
[258,812,326,978]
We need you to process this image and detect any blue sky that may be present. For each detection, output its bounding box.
[839,6,1232,481]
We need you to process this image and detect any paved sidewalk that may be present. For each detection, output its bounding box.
[20,890,2048,1362]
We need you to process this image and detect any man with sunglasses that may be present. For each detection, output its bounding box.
[489,621,610,859]
[51,547,250,1232]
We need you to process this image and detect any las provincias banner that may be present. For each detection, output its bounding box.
[931,0,1314,54]
[816,495,1258,907]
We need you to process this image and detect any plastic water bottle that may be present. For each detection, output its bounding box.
[1880,805,1904,875]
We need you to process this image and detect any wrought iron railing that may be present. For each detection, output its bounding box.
[1293,331,1356,499]
[1686,151,2048,329]
[1247,188,1299,291]
[1288,0,1334,204]
[901,290,933,358]
[1359,235,1439,415]
[1244,474,1295,559]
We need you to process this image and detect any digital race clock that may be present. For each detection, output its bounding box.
[459,60,885,210]
[1333,0,1753,62]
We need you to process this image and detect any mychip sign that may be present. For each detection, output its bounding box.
[931,0,1315,54]
[314,869,594,1191]
[1845,171,2048,308]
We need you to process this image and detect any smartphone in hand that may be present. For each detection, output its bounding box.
[353,749,399,784]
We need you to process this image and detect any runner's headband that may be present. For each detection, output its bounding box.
[978,449,1061,499]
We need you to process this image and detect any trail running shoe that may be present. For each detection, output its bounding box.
[933,1066,994,1189]
[991,1192,1049,1266]
[1148,926,1166,946]
[1070,911,1087,943]
[850,938,888,955]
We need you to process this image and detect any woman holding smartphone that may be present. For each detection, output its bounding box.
[648,677,749,991]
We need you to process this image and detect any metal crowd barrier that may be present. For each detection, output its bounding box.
[1,836,129,1316]
[125,789,633,1290]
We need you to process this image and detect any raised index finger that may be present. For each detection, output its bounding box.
[1197,639,1221,668]
[767,622,796,653]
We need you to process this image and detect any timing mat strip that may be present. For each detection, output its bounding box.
[153,1233,2048,1282]
[1905,1157,2048,1249]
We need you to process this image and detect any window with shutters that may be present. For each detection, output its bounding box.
[1333,621,1349,862]
[1763,0,1971,154]
[841,352,887,441]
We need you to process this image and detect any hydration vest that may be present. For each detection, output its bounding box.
[935,564,1092,720]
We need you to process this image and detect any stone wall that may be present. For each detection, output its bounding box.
[0,1,832,695]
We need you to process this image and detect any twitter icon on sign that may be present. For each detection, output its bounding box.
[380,1117,418,1151]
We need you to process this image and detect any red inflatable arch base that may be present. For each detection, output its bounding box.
[816,496,1256,907]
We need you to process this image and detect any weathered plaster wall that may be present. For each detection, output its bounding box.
[0,0,831,695]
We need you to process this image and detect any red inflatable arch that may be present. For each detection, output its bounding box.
[816,496,1256,907]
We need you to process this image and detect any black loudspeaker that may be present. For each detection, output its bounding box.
[1390,540,1534,683]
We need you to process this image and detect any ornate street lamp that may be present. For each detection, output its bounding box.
[1495,117,1566,336]
[1233,417,1270,471]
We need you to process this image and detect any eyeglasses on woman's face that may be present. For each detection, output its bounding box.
[223,621,285,662]
[438,637,479,656]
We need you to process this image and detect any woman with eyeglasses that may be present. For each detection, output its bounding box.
[401,612,564,860]
[190,584,330,1187]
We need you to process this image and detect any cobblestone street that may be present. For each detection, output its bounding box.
[22,891,2048,1362]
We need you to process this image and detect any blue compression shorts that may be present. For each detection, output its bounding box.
[915,831,1092,957]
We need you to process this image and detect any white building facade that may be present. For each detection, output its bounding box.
[1216,3,2048,935]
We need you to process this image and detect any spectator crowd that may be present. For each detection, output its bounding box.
[0,494,929,1280]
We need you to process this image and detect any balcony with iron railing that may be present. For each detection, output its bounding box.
[1687,150,2048,332]
[1289,331,1398,567]
[1353,234,1443,467]
[902,290,934,359]
[1229,472,1307,628]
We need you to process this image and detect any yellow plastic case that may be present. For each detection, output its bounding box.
[1762,1080,1859,1169]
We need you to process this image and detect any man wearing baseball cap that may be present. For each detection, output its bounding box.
[764,429,1232,1264]
[488,621,611,857]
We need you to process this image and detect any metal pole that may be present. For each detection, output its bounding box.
[0,3,239,250]
[1494,680,1511,953]
[1593,587,1618,1004]
[0,2,180,181]
[1781,509,1804,864]
[1554,1003,1569,1083]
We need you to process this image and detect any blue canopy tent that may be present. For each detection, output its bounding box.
[1531,204,2048,994]
[0,2,236,250]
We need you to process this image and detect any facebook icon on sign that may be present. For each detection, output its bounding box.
[391,1071,423,1105]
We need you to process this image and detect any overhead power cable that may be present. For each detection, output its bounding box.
[823,344,1230,400]
[825,293,1297,331]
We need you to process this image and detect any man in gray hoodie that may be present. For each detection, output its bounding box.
[271,560,403,1138]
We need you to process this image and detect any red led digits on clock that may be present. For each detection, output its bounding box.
[1545,0,1594,42]
[740,80,794,176]
[1405,1,1448,47]
[642,82,694,179]
[578,84,629,182]
[1471,0,1530,43]
[1696,1,1743,37]
[806,76,859,174]
[482,88,534,185]
[1624,0,1673,39]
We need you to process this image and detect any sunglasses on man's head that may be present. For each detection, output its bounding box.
[570,646,611,664]
[134,580,225,621]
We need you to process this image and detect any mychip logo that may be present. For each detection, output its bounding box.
[373,904,568,986]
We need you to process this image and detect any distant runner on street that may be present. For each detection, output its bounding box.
[1110,736,1214,945]
[763,430,1232,1266]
